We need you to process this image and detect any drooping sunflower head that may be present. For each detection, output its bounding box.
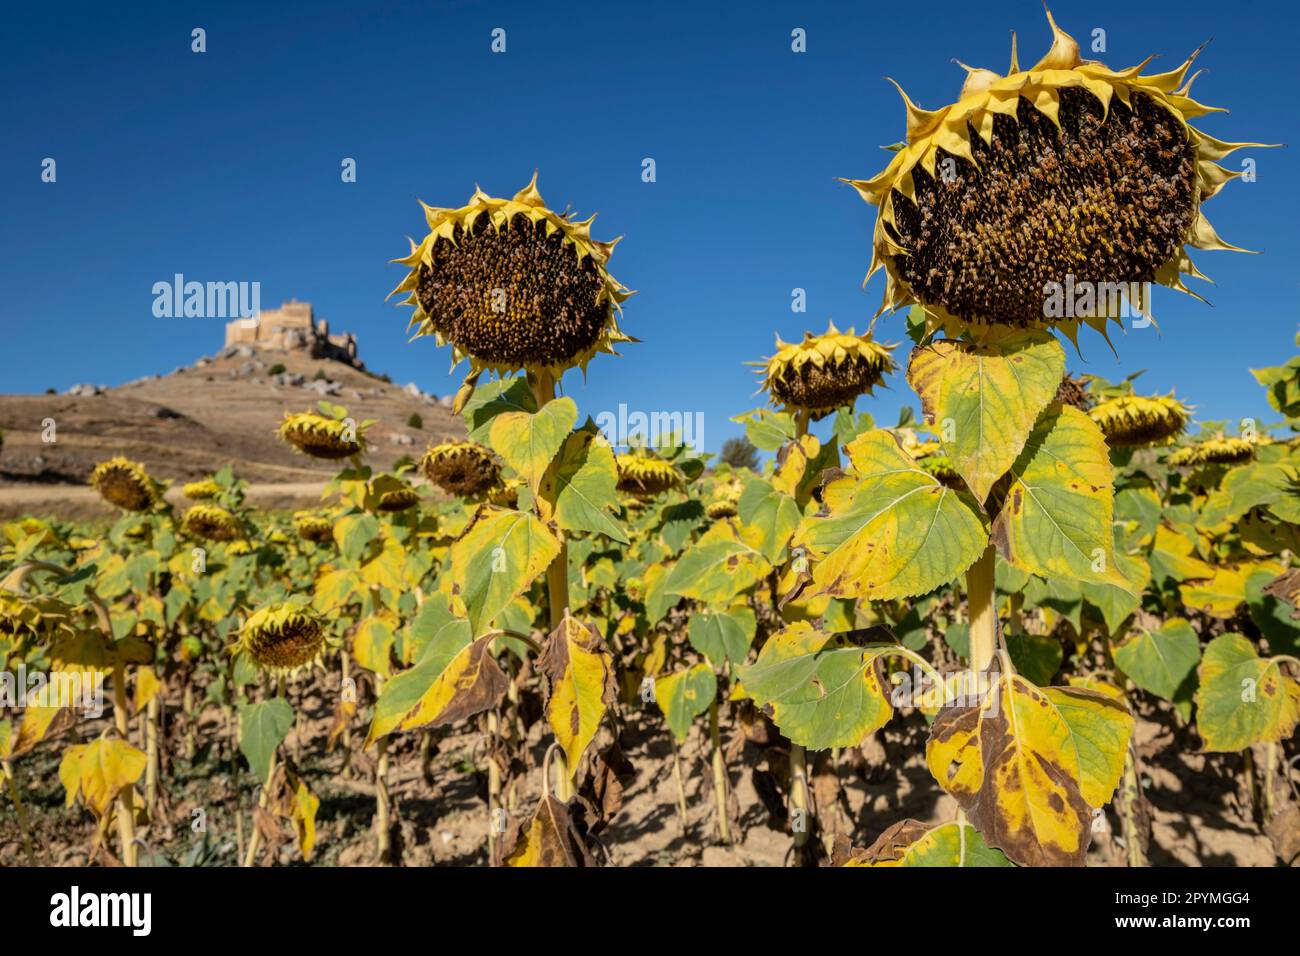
[294,512,335,544]
[1053,373,1094,411]
[180,504,243,542]
[279,411,366,460]
[89,458,161,512]
[488,479,523,509]
[706,499,739,520]
[183,478,221,501]
[0,592,76,645]
[376,484,420,513]
[1168,436,1255,467]
[758,321,897,419]
[390,174,634,384]
[237,604,327,673]
[420,441,501,499]
[845,8,1271,342]
[1090,394,1190,448]
[615,455,682,497]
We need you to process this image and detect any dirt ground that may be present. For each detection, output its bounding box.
[1,670,1292,868]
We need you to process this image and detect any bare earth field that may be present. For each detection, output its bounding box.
[0,345,463,518]
[0,672,1286,868]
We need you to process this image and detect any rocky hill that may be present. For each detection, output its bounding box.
[0,344,464,518]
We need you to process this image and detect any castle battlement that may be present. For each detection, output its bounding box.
[224,300,361,367]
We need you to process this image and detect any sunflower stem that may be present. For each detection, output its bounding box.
[3,760,37,865]
[530,368,574,801]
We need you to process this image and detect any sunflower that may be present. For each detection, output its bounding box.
[1054,374,1093,411]
[237,604,327,673]
[294,513,335,544]
[183,478,221,501]
[1168,436,1255,467]
[1090,394,1190,448]
[420,441,501,499]
[279,412,366,460]
[390,173,634,388]
[488,479,523,509]
[845,8,1271,341]
[89,458,160,512]
[376,485,420,513]
[0,592,76,645]
[757,322,896,419]
[181,504,243,541]
[706,500,739,520]
[616,455,682,497]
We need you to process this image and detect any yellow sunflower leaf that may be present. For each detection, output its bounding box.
[1195,633,1300,752]
[926,674,1132,867]
[59,737,147,818]
[907,331,1066,502]
[795,430,988,601]
[450,505,560,636]
[1180,565,1250,618]
[538,616,616,777]
[991,405,1131,591]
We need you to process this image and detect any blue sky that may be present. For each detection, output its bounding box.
[2,0,1297,452]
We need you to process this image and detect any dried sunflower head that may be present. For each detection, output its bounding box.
[390,173,634,383]
[183,478,221,501]
[488,479,522,509]
[89,458,160,512]
[845,8,1271,341]
[181,504,242,541]
[237,604,327,673]
[616,455,682,497]
[279,412,366,460]
[758,321,896,419]
[376,485,420,513]
[0,592,76,645]
[1090,394,1190,448]
[420,441,501,499]
[1168,436,1255,467]
[706,500,739,520]
[1054,374,1093,411]
[294,512,335,544]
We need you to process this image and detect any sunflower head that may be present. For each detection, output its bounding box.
[237,604,327,673]
[706,500,739,520]
[278,412,366,460]
[181,504,243,542]
[1089,394,1190,448]
[845,8,1271,342]
[1053,374,1094,411]
[294,512,335,544]
[183,478,221,501]
[488,479,523,509]
[1168,436,1255,467]
[420,441,501,499]
[89,458,161,512]
[390,173,634,385]
[758,321,896,419]
[615,455,682,497]
[376,485,420,513]
[0,592,76,645]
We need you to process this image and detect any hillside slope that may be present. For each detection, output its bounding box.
[0,344,464,517]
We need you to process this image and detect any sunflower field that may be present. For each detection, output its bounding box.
[2,10,1298,870]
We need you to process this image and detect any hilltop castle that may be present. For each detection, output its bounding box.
[223,300,362,367]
